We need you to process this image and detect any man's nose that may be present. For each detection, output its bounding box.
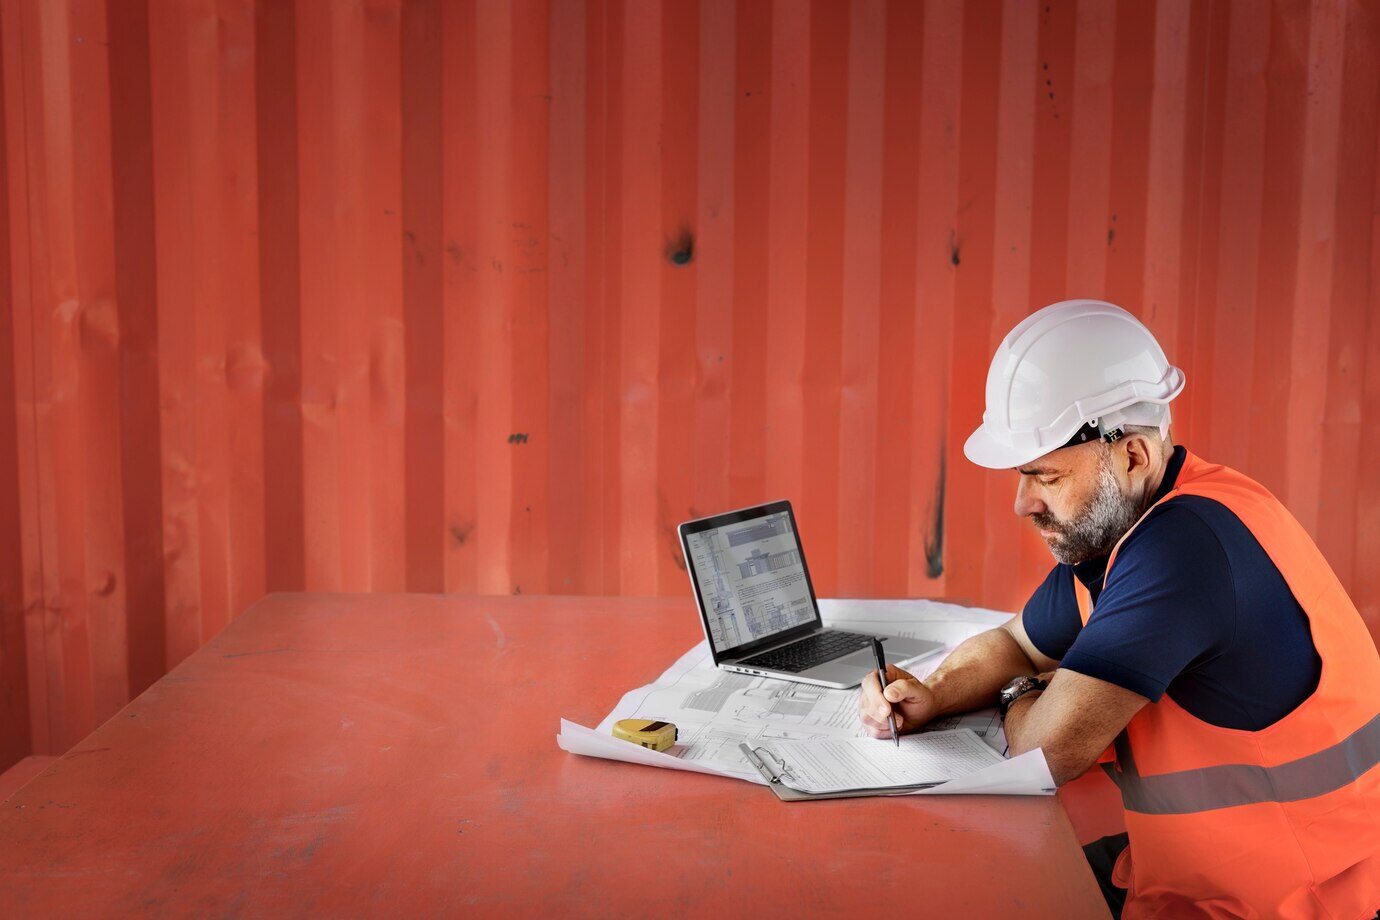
[1014,480,1046,518]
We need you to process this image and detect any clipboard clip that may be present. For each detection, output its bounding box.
[737,741,955,801]
[739,743,797,785]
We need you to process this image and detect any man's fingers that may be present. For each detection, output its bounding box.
[882,678,925,704]
[868,718,898,738]
[859,712,886,736]
[884,663,915,684]
[866,709,903,735]
[861,708,902,733]
[860,673,889,708]
[859,668,923,736]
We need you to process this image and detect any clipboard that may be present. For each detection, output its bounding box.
[738,742,944,802]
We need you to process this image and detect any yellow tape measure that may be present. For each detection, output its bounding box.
[612,719,678,752]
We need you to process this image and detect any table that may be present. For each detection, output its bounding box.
[0,594,1109,917]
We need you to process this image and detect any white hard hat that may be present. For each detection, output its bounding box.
[963,299,1185,469]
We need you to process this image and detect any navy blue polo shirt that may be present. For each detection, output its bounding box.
[1022,446,1322,731]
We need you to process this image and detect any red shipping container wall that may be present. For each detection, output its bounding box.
[1,0,1378,768]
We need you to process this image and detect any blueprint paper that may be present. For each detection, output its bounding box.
[559,598,1052,795]
[558,718,1053,796]
[557,719,767,784]
[753,728,1006,793]
[909,747,1056,796]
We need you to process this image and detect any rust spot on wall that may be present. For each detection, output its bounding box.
[94,572,118,598]
[449,523,474,548]
[923,448,946,579]
[666,227,694,266]
[403,229,424,265]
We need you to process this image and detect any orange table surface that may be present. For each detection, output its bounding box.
[0,593,1109,917]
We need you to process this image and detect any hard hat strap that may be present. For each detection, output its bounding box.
[1059,420,1124,451]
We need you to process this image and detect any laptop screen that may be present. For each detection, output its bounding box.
[682,508,817,655]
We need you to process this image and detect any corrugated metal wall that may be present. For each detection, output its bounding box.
[2,0,1378,767]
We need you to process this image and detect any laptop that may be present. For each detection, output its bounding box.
[678,500,944,689]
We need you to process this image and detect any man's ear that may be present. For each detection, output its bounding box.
[1122,434,1154,478]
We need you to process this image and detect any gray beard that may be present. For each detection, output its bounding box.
[1041,459,1143,565]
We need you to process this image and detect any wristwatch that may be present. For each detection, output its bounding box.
[999,675,1048,718]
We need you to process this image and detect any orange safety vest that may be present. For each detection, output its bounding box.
[1070,451,1380,918]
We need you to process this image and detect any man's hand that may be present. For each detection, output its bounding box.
[858,664,939,738]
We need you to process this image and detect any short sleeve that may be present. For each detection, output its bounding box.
[1059,502,1237,701]
[1022,564,1083,661]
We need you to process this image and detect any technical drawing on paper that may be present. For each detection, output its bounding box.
[735,682,828,720]
[923,709,1004,751]
[683,671,756,714]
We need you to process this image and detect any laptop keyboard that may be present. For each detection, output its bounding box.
[737,631,873,673]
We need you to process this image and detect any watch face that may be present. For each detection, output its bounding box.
[1001,677,1033,700]
[1000,676,1044,715]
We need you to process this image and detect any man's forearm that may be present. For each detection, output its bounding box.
[922,627,1038,717]
[1002,694,1081,785]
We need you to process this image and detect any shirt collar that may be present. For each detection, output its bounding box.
[1071,445,1187,590]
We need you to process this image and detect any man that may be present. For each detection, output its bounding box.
[858,300,1380,919]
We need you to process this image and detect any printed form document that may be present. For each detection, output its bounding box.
[748,729,1005,792]
[557,598,1055,796]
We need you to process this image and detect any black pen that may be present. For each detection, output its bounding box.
[870,637,899,747]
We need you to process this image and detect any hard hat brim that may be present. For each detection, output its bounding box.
[963,424,1048,471]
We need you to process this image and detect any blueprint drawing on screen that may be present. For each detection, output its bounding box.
[684,511,814,654]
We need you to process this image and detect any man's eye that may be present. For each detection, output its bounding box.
[1039,477,1059,487]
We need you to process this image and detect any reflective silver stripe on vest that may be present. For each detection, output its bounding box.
[1102,712,1380,815]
